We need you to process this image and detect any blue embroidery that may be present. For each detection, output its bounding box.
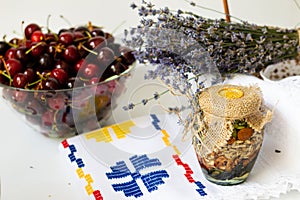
[150,114,161,130]
[195,181,207,196]
[106,154,169,198]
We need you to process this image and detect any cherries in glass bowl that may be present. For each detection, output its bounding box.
[0,22,135,138]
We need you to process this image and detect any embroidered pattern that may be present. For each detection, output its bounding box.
[84,120,135,142]
[150,114,181,155]
[173,154,207,196]
[106,154,169,198]
[62,139,104,200]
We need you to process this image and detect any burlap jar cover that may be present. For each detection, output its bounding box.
[194,84,273,156]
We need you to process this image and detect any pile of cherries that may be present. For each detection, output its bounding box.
[0,22,135,137]
[0,22,135,89]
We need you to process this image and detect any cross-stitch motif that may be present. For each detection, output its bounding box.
[62,139,104,200]
[173,154,207,196]
[85,120,135,142]
[150,114,181,155]
[106,154,169,198]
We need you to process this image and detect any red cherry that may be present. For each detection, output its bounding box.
[63,45,79,63]
[74,59,84,72]
[25,23,41,39]
[50,68,68,85]
[58,31,74,46]
[82,63,100,78]
[4,47,17,60]
[13,73,29,88]
[47,93,66,110]
[31,30,45,42]
[6,58,23,77]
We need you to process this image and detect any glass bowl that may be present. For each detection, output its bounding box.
[0,65,134,138]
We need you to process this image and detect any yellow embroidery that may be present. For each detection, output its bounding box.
[160,129,181,155]
[85,120,135,142]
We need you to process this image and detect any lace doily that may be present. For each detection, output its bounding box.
[215,74,300,200]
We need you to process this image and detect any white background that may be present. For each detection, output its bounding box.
[1,0,300,199]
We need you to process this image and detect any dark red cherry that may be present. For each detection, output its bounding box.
[4,48,17,60]
[0,41,10,55]
[86,36,107,50]
[41,77,60,90]
[54,60,72,74]
[90,28,105,37]
[38,53,54,69]
[30,42,46,57]
[9,38,21,46]
[23,68,37,83]
[13,73,29,88]
[50,68,68,85]
[45,33,57,43]
[6,58,23,77]
[63,45,79,63]
[25,23,41,39]
[15,46,30,64]
[58,31,74,46]
[74,59,84,72]
[119,46,136,65]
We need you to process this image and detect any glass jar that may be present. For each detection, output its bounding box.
[193,84,272,186]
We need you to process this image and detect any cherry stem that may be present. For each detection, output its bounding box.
[25,42,44,54]
[0,57,12,85]
[60,15,72,27]
[80,44,97,55]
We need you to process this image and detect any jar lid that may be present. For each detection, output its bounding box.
[198,84,262,119]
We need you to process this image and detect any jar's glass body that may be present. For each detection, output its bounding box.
[193,129,264,186]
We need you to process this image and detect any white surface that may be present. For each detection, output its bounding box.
[1,0,300,199]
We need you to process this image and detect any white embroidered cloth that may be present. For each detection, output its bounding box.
[59,74,300,200]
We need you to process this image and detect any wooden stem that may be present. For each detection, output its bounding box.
[223,0,231,22]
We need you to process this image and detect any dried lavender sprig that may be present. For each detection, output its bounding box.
[130,1,300,75]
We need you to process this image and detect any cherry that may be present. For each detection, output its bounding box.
[12,90,29,104]
[96,47,115,66]
[25,23,41,39]
[90,28,105,37]
[30,42,46,57]
[81,63,100,78]
[86,36,107,50]
[13,73,29,88]
[6,58,23,77]
[41,77,60,90]
[38,53,54,69]
[58,31,74,46]
[0,41,10,55]
[63,45,79,63]
[45,33,57,43]
[105,32,114,43]
[4,47,17,60]
[73,26,90,35]
[42,110,55,127]
[9,38,21,46]
[15,46,31,64]
[119,46,136,65]
[47,93,66,110]
[31,30,45,42]
[54,60,72,74]
[74,58,84,72]
[23,68,37,82]
[50,68,68,85]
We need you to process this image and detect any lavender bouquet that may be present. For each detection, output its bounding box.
[122,1,299,134]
